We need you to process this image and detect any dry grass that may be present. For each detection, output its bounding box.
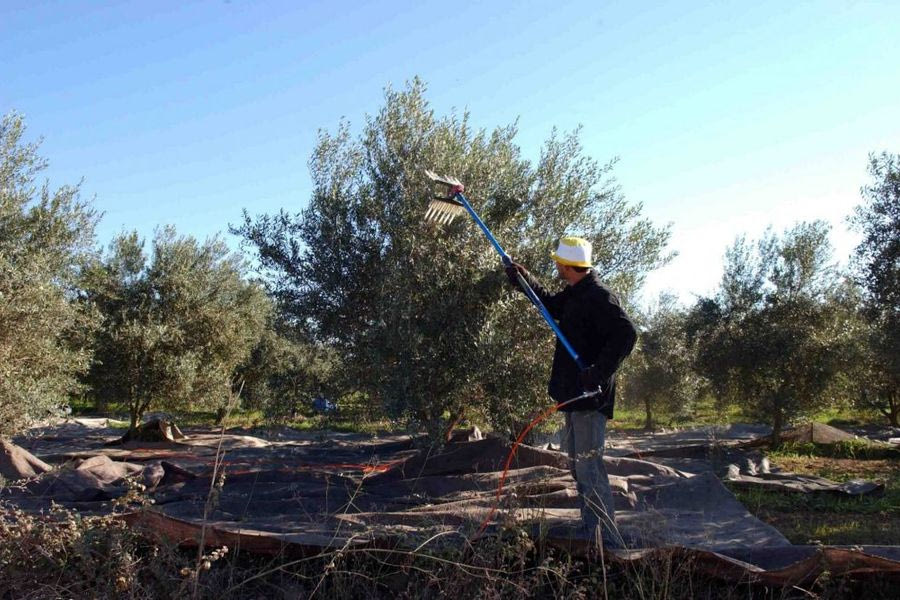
[3,502,898,599]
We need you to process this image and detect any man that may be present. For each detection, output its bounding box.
[506,236,637,548]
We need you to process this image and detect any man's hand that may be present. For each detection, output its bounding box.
[579,367,603,393]
[504,261,528,287]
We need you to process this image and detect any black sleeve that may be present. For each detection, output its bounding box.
[591,292,638,379]
[517,270,568,319]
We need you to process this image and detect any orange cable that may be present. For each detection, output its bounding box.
[472,396,581,539]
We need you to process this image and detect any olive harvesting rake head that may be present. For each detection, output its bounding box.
[423,169,467,224]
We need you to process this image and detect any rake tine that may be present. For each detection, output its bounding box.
[425,169,452,185]
[425,169,463,189]
[423,170,469,227]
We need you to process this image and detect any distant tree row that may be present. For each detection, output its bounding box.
[623,153,899,439]
[0,112,329,434]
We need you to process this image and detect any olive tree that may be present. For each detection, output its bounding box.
[623,294,700,429]
[84,228,269,428]
[235,325,338,423]
[848,152,899,425]
[235,78,671,438]
[688,223,851,444]
[0,112,99,435]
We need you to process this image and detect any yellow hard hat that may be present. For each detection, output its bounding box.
[551,236,592,268]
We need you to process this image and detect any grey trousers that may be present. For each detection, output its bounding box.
[562,410,615,538]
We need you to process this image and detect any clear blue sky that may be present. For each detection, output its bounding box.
[3,0,898,304]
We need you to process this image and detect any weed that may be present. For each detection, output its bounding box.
[770,440,900,460]
[732,453,900,545]
[2,499,897,598]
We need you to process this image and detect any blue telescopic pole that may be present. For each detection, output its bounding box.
[453,190,588,371]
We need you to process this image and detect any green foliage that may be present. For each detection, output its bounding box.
[731,452,900,547]
[0,112,99,435]
[851,151,900,311]
[849,320,899,426]
[770,439,899,461]
[848,151,900,425]
[84,228,269,428]
[622,293,700,429]
[687,222,852,443]
[236,325,338,423]
[235,78,671,438]
[828,280,900,426]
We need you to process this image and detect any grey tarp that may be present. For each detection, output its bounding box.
[3,422,898,587]
[611,422,890,497]
[725,470,885,495]
[740,422,862,446]
[1,439,52,480]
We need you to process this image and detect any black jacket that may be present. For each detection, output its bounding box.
[520,270,637,416]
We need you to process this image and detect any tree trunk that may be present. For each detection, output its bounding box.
[129,394,150,432]
[93,396,109,414]
[888,394,899,427]
[128,388,139,430]
[444,411,465,442]
[770,406,784,449]
[644,399,654,430]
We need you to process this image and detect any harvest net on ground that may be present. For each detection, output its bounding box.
[2,419,898,588]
